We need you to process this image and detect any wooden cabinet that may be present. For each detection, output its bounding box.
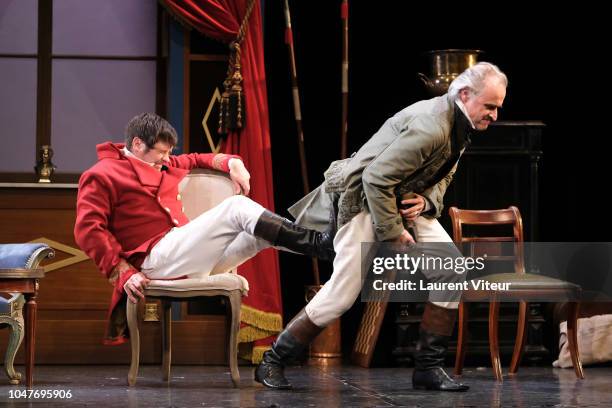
[0,183,226,364]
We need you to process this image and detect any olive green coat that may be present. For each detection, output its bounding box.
[289,94,472,241]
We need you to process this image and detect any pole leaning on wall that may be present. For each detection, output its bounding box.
[283,0,320,286]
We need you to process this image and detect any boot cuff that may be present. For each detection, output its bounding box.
[286,309,323,345]
[420,302,457,337]
[254,210,284,243]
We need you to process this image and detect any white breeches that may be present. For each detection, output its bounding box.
[305,211,464,328]
[141,195,270,279]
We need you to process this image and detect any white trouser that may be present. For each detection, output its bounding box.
[305,211,465,328]
[141,195,271,279]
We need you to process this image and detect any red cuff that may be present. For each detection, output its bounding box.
[213,154,242,172]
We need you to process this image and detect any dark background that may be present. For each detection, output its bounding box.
[258,2,609,362]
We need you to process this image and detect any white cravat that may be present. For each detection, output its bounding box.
[123,147,156,168]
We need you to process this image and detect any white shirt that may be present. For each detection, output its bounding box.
[122,147,156,167]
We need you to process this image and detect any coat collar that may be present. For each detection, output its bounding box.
[96,142,162,187]
[451,103,473,153]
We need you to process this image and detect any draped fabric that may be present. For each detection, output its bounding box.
[160,0,282,363]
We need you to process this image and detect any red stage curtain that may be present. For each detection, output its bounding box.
[160,0,282,363]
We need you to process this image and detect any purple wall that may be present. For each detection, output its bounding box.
[1,0,159,175]
[51,59,156,173]
[53,0,157,56]
[0,59,37,172]
[0,0,38,54]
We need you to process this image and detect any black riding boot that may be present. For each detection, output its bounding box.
[412,303,469,392]
[255,309,322,389]
[254,210,335,261]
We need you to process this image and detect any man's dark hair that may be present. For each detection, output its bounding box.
[125,113,178,151]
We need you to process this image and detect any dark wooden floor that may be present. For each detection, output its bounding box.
[0,364,608,407]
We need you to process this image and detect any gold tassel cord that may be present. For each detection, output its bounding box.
[218,0,256,136]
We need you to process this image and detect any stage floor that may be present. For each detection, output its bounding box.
[0,364,608,407]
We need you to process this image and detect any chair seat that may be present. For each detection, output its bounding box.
[478,273,580,290]
[147,273,249,295]
[462,273,581,303]
[0,243,51,269]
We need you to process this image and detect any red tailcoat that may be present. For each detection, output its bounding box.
[74,142,239,344]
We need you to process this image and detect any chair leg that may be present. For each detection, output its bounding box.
[509,301,528,375]
[161,300,172,382]
[127,298,142,386]
[24,293,37,388]
[228,291,241,387]
[489,301,503,382]
[566,302,585,379]
[2,316,24,385]
[454,302,468,376]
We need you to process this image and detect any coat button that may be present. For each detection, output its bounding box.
[173,219,179,225]
[182,206,185,213]
[164,207,171,213]
[177,194,182,200]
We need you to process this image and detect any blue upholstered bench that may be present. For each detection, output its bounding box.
[0,243,54,386]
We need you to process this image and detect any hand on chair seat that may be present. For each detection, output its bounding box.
[124,272,151,303]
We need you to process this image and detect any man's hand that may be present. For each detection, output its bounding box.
[399,194,426,221]
[228,158,251,195]
[123,272,151,304]
[396,229,416,245]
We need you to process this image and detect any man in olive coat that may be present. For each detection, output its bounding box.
[256,62,508,391]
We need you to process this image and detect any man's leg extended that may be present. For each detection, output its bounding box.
[141,195,267,279]
[411,217,469,392]
[255,211,375,389]
[142,195,334,279]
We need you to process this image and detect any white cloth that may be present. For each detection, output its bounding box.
[554,314,612,368]
[122,147,155,167]
[141,195,269,279]
[305,210,465,327]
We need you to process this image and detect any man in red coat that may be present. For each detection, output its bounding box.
[74,113,333,345]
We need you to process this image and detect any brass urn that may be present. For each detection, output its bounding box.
[305,285,342,366]
[418,49,483,96]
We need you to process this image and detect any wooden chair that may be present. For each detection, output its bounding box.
[0,243,54,386]
[127,169,248,387]
[449,206,584,382]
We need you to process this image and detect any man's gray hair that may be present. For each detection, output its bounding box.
[448,62,508,100]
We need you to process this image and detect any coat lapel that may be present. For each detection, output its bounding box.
[125,155,163,187]
[158,166,189,197]
[451,104,473,153]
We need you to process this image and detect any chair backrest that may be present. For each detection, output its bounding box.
[448,206,525,274]
[178,169,236,221]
